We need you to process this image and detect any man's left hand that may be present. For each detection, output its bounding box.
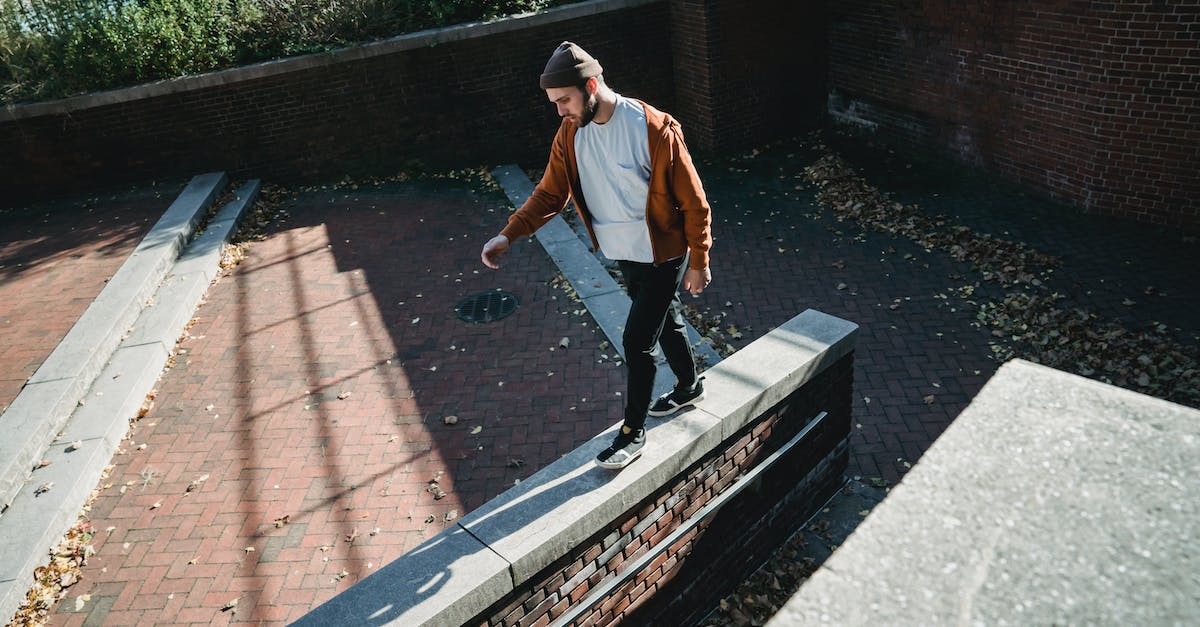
[683,267,711,296]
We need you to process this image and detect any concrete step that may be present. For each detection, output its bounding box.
[0,173,228,512]
[0,180,260,625]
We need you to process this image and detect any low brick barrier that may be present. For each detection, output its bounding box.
[295,309,856,626]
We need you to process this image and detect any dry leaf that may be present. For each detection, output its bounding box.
[221,598,238,612]
[337,391,351,400]
[443,415,458,425]
[470,426,482,435]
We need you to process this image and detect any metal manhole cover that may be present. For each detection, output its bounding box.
[456,290,519,323]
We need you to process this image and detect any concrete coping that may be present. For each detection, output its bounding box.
[0,172,227,512]
[0,0,658,121]
[296,308,858,626]
[769,359,1200,626]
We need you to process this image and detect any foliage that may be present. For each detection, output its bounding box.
[0,0,569,104]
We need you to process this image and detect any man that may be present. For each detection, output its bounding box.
[480,41,713,470]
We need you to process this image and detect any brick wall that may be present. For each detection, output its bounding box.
[670,0,828,152]
[0,2,673,207]
[469,353,852,626]
[828,0,1200,229]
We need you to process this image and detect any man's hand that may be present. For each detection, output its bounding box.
[683,267,711,296]
[481,235,510,269]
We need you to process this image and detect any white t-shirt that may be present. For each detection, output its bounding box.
[574,94,654,263]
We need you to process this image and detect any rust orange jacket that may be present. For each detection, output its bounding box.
[500,100,713,271]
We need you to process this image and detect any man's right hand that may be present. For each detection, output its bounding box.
[481,235,510,269]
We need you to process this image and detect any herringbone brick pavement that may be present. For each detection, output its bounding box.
[692,130,1198,483]
[0,183,183,412]
[13,130,1194,625]
[49,180,624,625]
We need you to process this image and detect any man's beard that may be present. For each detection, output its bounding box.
[576,91,599,126]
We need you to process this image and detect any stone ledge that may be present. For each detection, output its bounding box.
[296,308,857,625]
[770,359,1200,626]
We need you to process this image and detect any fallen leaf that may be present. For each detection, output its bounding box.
[186,474,210,493]
[150,501,162,510]
[66,441,83,452]
[470,426,482,435]
[337,391,351,400]
[34,482,53,496]
[443,415,459,425]
[559,337,570,349]
[243,546,255,553]
[274,515,290,528]
[923,395,936,404]
[221,598,238,612]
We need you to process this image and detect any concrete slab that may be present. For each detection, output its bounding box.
[770,359,1200,626]
[57,342,169,445]
[292,525,513,626]
[173,179,260,276]
[459,406,724,586]
[0,377,81,500]
[538,232,620,300]
[121,272,211,349]
[696,309,858,440]
[0,437,115,622]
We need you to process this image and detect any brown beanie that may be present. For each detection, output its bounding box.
[539,41,603,89]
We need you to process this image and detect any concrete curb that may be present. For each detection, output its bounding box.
[0,180,259,626]
[488,165,722,398]
[0,172,228,512]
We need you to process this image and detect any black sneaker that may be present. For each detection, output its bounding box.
[595,425,645,469]
[647,378,705,417]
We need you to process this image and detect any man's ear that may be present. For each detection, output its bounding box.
[585,76,598,95]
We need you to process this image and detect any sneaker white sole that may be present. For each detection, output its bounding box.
[595,448,643,470]
[646,391,706,417]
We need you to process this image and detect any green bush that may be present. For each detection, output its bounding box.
[0,0,570,104]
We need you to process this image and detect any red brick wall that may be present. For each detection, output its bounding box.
[0,3,674,207]
[469,353,853,626]
[828,0,1200,229]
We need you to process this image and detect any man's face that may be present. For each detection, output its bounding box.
[547,83,598,127]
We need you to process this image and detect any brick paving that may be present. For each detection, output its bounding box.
[692,130,1198,483]
[0,182,184,413]
[47,179,624,625]
[1,130,1192,625]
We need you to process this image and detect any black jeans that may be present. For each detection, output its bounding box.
[618,254,697,430]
